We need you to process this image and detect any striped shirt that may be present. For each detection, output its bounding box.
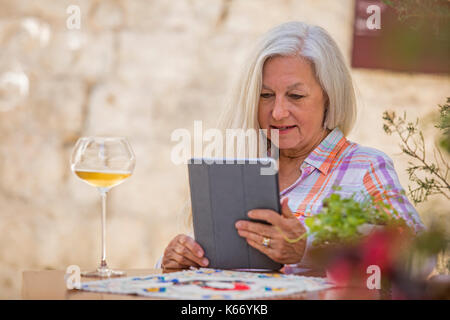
[156,127,425,270]
[282,127,425,269]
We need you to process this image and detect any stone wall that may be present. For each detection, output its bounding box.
[0,0,448,298]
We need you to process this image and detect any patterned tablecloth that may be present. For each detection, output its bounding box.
[79,268,334,300]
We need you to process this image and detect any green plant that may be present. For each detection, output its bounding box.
[383,98,450,275]
[304,189,411,246]
[382,101,450,205]
[436,97,450,153]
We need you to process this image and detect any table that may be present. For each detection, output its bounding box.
[22,269,382,300]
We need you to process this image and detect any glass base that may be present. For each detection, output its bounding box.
[81,267,126,278]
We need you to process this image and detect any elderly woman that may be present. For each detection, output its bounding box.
[160,21,424,271]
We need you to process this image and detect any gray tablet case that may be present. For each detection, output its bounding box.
[188,158,282,270]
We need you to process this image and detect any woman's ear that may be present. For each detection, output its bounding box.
[322,96,329,129]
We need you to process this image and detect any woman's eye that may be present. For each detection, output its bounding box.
[289,94,304,100]
[260,93,273,98]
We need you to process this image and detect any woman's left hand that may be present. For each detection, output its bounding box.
[235,197,307,265]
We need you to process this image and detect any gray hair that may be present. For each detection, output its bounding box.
[219,21,356,136]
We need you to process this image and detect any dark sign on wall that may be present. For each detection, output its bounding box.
[351,0,450,74]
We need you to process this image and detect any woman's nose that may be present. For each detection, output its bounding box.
[271,97,289,121]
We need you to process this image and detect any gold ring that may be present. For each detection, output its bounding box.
[262,237,271,248]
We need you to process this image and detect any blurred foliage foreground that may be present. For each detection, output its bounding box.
[302,98,450,299]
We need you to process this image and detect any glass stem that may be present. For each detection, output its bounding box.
[100,189,108,269]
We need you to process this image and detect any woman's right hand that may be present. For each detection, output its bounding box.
[161,234,209,269]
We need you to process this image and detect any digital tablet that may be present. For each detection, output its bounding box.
[187,157,283,270]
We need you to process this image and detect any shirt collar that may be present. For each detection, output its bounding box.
[302,127,347,175]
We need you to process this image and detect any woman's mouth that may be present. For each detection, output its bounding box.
[270,125,297,134]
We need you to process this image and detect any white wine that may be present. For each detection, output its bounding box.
[71,136,135,277]
[74,170,131,188]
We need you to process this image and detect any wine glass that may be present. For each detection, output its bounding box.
[71,137,135,277]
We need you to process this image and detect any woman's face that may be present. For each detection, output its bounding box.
[258,55,328,153]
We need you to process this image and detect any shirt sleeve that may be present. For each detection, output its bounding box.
[362,153,425,233]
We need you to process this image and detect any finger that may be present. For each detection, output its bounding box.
[247,209,284,227]
[174,243,209,267]
[164,251,203,269]
[162,259,186,269]
[162,249,186,269]
[246,238,277,262]
[280,197,296,219]
[237,228,271,246]
[163,259,191,269]
[235,220,277,238]
[162,254,187,270]
[177,235,205,258]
